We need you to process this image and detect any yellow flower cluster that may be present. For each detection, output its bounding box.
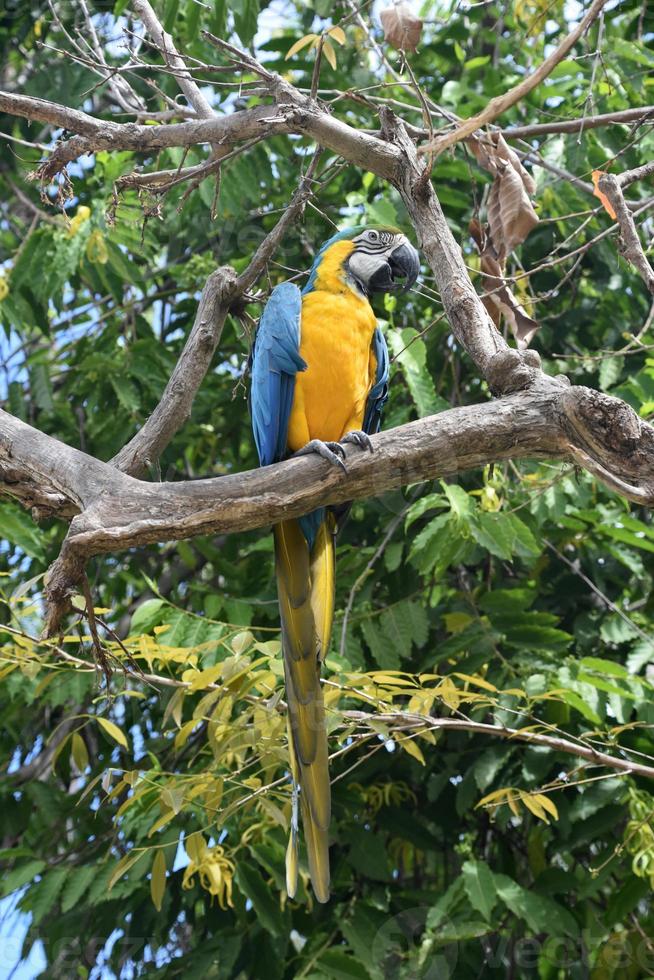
[182,832,235,908]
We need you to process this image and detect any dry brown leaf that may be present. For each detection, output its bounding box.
[380,3,423,53]
[490,286,539,350]
[469,133,538,259]
[487,160,539,261]
[469,133,536,195]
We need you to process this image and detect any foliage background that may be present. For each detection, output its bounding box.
[1,0,654,976]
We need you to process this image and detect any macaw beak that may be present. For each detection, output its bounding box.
[388,241,420,292]
[368,241,420,293]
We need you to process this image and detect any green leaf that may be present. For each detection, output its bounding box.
[580,657,629,678]
[235,863,285,936]
[426,877,466,930]
[26,867,68,924]
[233,0,261,46]
[0,859,46,898]
[109,373,141,414]
[60,865,98,913]
[612,37,654,66]
[96,717,129,749]
[314,950,371,980]
[29,361,54,412]
[472,512,514,560]
[443,483,474,520]
[462,859,497,922]
[388,328,447,418]
[626,639,654,674]
[130,598,166,635]
[599,355,623,390]
[361,617,401,669]
[150,849,166,911]
[71,732,89,772]
[163,0,180,32]
[493,873,578,936]
[0,502,46,560]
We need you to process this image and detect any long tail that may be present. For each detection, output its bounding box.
[274,515,335,904]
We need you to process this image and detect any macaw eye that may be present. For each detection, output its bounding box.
[368,231,378,241]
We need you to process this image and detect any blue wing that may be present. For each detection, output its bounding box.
[250,282,306,467]
[362,327,390,435]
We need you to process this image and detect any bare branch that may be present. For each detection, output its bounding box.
[503,106,654,140]
[345,711,654,781]
[620,159,654,189]
[77,0,147,113]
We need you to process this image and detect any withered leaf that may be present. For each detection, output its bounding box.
[489,285,539,350]
[380,3,423,53]
[487,159,539,261]
[469,132,536,195]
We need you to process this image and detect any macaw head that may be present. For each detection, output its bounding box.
[346,226,420,295]
[304,226,420,297]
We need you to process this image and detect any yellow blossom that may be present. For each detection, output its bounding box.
[86,229,108,264]
[67,205,91,238]
[182,832,234,908]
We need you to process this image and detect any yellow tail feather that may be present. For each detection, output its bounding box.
[274,516,335,904]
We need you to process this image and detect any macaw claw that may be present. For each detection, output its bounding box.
[341,430,374,452]
[294,439,347,472]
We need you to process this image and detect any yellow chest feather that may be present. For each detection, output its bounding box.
[286,242,378,451]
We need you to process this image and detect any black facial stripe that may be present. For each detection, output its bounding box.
[353,232,399,250]
[355,242,394,254]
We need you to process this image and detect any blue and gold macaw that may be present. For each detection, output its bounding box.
[250,226,420,903]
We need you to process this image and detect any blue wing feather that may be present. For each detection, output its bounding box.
[250,282,305,467]
[363,327,390,435]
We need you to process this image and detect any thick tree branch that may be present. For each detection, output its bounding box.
[0,89,401,184]
[3,374,654,635]
[420,0,608,157]
[620,159,654,189]
[0,91,293,181]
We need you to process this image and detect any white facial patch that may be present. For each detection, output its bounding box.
[347,250,388,287]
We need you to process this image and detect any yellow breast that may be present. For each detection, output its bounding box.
[286,241,378,452]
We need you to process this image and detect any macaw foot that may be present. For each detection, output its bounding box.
[293,439,347,472]
[341,430,374,452]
